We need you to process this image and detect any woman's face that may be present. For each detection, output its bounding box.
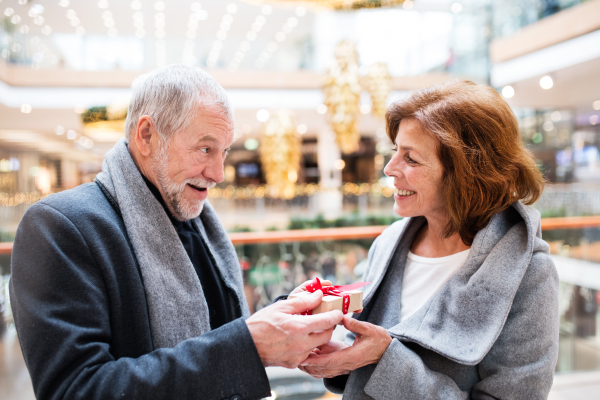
[383,119,446,221]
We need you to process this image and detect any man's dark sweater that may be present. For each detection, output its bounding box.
[142,175,234,329]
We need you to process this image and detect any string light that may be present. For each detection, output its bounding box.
[255,8,306,69]
[207,5,236,68]
[229,12,269,71]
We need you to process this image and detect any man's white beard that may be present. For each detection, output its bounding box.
[153,145,216,221]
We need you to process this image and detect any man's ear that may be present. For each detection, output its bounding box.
[134,116,155,157]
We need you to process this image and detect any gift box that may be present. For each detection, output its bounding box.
[289,289,363,315]
[288,277,369,315]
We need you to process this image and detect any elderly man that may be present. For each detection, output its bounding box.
[9,65,342,400]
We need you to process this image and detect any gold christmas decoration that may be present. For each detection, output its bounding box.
[243,0,407,10]
[324,40,362,154]
[259,110,302,199]
[366,62,392,119]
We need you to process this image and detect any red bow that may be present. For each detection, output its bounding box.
[301,277,370,315]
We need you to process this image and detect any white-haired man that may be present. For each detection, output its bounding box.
[10,65,343,400]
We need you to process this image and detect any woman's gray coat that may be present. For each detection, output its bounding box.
[325,202,559,399]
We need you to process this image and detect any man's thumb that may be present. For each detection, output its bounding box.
[283,291,323,314]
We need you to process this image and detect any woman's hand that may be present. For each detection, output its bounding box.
[298,315,392,378]
[290,279,332,295]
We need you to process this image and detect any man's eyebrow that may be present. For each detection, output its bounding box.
[197,135,217,143]
[400,146,413,151]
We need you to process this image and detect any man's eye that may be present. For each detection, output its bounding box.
[200,148,209,154]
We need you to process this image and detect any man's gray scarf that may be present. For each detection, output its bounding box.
[96,138,248,349]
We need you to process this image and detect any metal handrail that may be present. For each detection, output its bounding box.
[1,216,600,255]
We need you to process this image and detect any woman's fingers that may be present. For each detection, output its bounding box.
[342,315,372,335]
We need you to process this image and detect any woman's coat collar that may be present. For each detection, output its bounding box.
[361,202,543,365]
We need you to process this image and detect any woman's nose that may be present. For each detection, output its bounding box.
[383,155,400,178]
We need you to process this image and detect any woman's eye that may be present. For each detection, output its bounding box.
[391,146,398,152]
[406,155,417,164]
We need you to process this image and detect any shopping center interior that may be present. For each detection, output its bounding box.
[1,0,600,398]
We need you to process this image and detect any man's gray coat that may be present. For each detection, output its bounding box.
[325,202,559,399]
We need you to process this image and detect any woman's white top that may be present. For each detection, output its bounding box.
[400,249,470,322]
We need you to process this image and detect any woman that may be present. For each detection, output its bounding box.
[299,80,559,399]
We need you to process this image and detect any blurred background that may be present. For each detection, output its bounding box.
[0,0,599,399]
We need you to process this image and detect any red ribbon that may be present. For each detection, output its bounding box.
[300,277,370,315]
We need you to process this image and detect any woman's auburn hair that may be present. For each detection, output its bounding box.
[386,80,545,246]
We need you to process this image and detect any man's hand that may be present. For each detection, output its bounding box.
[298,341,349,378]
[246,291,344,368]
[289,279,332,295]
[298,315,392,378]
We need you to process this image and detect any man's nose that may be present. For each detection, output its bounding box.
[203,157,225,183]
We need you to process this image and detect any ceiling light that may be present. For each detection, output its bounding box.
[295,6,306,17]
[194,10,208,20]
[97,0,109,9]
[70,17,81,26]
[244,139,259,151]
[191,2,202,12]
[67,130,77,140]
[590,115,599,125]
[227,4,238,14]
[41,25,52,35]
[223,14,233,24]
[551,111,561,122]
[317,104,327,114]
[56,126,65,135]
[104,19,115,28]
[11,43,21,52]
[131,0,142,10]
[257,109,270,122]
[262,5,272,15]
[154,12,165,21]
[255,15,266,25]
[593,100,600,111]
[501,85,514,99]
[275,32,286,42]
[540,75,553,89]
[297,124,307,134]
[20,104,32,114]
[4,8,14,17]
[154,20,165,29]
[102,10,112,19]
[19,25,29,34]
[287,17,298,27]
[59,0,70,7]
[66,9,76,19]
[154,2,165,11]
[451,2,462,13]
[246,31,257,41]
[403,0,414,9]
[33,15,44,25]
[360,104,371,114]
[334,159,345,170]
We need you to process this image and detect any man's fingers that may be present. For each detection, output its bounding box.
[342,315,371,335]
[279,291,323,314]
[306,327,335,349]
[301,310,344,333]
